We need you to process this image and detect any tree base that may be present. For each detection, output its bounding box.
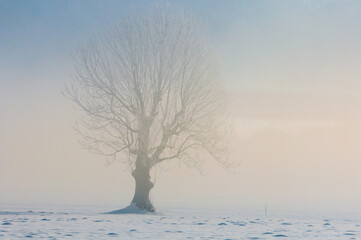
[104,203,155,214]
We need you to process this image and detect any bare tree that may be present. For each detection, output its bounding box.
[65,5,231,212]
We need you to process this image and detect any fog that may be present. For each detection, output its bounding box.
[2,0,361,214]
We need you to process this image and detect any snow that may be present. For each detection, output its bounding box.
[0,204,360,239]
[104,203,150,215]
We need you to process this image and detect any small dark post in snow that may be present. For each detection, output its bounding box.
[265,204,267,216]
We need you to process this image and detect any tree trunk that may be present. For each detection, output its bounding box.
[131,165,155,212]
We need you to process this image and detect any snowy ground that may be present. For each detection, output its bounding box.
[0,205,360,239]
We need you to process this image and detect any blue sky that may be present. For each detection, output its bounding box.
[2,0,361,93]
[0,0,256,95]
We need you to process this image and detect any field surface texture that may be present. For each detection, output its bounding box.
[0,205,360,239]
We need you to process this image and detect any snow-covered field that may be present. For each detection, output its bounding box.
[0,205,360,239]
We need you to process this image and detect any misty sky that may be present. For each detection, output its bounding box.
[2,0,361,214]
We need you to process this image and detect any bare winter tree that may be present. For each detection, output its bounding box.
[65,6,231,213]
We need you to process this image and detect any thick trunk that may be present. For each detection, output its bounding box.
[131,165,155,212]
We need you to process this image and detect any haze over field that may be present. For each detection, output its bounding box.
[2,0,361,215]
